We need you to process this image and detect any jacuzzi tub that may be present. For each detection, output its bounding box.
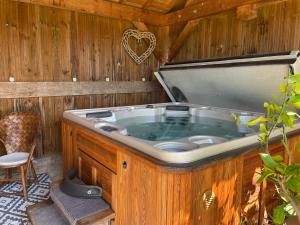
[63,102,300,164]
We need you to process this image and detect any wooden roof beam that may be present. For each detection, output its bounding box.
[236,4,258,21]
[12,0,166,26]
[169,19,200,61]
[12,0,287,26]
[164,0,286,25]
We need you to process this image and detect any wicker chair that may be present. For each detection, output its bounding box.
[0,112,41,201]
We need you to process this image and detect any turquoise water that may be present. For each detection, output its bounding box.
[116,115,248,142]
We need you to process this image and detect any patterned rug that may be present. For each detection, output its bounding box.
[0,173,51,225]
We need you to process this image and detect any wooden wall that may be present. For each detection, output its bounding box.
[172,0,300,61]
[0,0,166,156]
[2,0,300,157]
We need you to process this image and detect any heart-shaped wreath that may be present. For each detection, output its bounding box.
[122,29,156,64]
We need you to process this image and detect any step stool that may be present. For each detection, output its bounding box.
[27,182,115,225]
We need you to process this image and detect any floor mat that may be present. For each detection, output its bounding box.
[0,173,50,225]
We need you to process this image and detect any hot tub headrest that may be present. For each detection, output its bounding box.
[60,168,103,199]
[166,105,189,111]
[86,111,112,118]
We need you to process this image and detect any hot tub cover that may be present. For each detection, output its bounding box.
[155,51,300,112]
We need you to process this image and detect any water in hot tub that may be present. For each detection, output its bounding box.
[116,115,255,142]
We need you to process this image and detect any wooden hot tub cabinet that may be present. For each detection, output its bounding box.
[62,119,300,225]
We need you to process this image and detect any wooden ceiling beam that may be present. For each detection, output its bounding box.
[236,4,258,21]
[164,0,286,25]
[12,0,287,27]
[256,0,287,7]
[12,0,166,26]
[169,19,200,60]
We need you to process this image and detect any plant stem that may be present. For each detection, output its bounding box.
[277,180,300,222]
[282,126,294,163]
[263,93,289,154]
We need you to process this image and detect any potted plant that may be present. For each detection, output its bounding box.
[235,73,300,224]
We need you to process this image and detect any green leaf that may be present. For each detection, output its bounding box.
[259,133,267,143]
[293,102,300,109]
[285,163,300,176]
[275,163,287,174]
[247,116,268,126]
[291,83,300,94]
[257,169,274,184]
[272,155,283,162]
[273,104,282,113]
[264,102,269,108]
[284,204,296,216]
[286,111,300,118]
[260,153,279,169]
[273,204,286,224]
[279,83,287,93]
[285,176,300,194]
[288,74,300,84]
[231,113,240,125]
[290,95,300,109]
[280,113,294,128]
[259,123,267,133]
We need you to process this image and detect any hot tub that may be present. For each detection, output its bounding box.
[63,102,300,164]
[63,51,300,164]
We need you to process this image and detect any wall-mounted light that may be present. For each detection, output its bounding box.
[142,77,146,82]
[8,74,15,82]
[72,73,77,82]
[105,76,110,82]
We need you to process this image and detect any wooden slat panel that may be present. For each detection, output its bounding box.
[0,1,160,83]
[76,128,118,173]
[18,3,42,81]
[4,1,22,81]
[173,0,298,61]
[39,6,71,81]
[12,0,166,26]
[115,150,192,225]
[0,1,10,82]
[0,81,160,98]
